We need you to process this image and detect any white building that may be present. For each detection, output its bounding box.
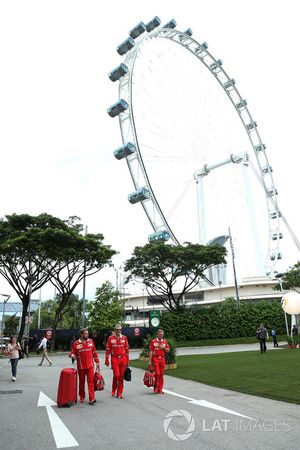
[123,276,281,327]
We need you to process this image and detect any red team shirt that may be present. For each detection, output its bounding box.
[71,338,99,370]
[149,338,170,359]
[106,334,129,359]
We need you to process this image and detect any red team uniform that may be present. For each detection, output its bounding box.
[71,338,99,403]
[106,334,129,398]
[149,337,170,393]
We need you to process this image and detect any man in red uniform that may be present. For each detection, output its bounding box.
[105,324,129,399]
[149,329,170,394]
[70,328,100,405]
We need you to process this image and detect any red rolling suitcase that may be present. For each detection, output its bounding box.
[57,368,77,407]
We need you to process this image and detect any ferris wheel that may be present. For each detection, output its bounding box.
[107,17,283,279]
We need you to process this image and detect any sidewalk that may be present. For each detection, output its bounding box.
[129,341,285,360]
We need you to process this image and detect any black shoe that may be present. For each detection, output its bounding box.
[89,399,96,405]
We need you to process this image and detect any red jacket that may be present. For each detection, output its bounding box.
[71,338,99,370]
[150,338,170,359]
[106,334,129,359]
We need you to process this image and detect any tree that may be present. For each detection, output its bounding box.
[0,213,116,343]
[124,242,227,312]
[3,314,19,336]
[32,295,83,330]
[87,281,124,330]
[0,213,72,340]
[274,262,300,293]
[47,225,116,350]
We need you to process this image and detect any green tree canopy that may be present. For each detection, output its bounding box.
[87,281,124,330]
[124,242,227,311]
[274,262,300,293]
[0,213,73,339]
[0,213,116,342]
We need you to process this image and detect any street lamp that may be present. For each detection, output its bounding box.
[0,294,11,350]
[228,227,240,307]
[274,273,289,335]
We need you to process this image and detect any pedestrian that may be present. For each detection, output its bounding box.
[70,335,76,364]
[38,334,53,366]
[149,329,170,394]
[7,336,21,382]
[105,324,129,399]
[70,328,100,405]
[256,323,269,353]
[271,328,279,347]
[22,335,29,358]
[33,334,39,353]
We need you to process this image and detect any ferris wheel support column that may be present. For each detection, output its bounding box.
[195,176,206,244]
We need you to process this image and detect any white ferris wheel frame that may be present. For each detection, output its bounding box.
[112,23,282,277]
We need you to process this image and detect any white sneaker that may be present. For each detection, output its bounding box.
[12,377,16,382]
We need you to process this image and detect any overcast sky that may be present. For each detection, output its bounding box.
[0,0,299,302]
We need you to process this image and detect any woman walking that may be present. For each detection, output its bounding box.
[7,336,21,382]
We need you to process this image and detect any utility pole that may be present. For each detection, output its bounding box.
[228,227,240,307]
[0,294,10,349]
[81,225,88,327]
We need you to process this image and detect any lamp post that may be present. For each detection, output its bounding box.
[0,294,10,350]
[228,227,240,307]
[81,225,88,328]
[274,273,289,336]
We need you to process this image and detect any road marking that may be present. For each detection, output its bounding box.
[37,391,79,449]
[163,389,253,419]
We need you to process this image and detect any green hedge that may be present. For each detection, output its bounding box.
[160,299,288,341]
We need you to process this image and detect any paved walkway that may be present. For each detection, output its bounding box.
[129,341,286,360]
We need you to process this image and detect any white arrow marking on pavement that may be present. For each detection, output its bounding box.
[163,389,253,419]
[37,391,79,449]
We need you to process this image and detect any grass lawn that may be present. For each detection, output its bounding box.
[130,349,300,404]
[174,335,286,347]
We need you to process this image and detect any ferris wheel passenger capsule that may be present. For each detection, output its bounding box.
[163,19,177,29]
[113,142,136,160]
[129,22,147,39]
[272,232,283,240]
[270,252,282,260]
[270,211,281,219]
[146,17,161,32]
[210,59,223,71]
[223,79,235,89]
[236,99,247,109]
[246,121,257,130]
[267,189,278,197]
[262,165,273,173]
[107,99,129,118]
[108,63,128,82]
[184,28,193,36]
[148,230,171,243]
[255,144,266,152]
[128,187,151,204]
[116,37,135,56]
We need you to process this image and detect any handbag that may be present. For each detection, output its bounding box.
[124,366,131,382]
[143,371,155,388]
[18,349,24,359]
[94,371,105,391]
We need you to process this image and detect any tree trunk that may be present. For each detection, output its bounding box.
[51,294,70,351]
[18,295,29,342]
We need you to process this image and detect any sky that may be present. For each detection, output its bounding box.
[0,0,299,303]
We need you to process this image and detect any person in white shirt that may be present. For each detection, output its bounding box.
[38,336,53,366]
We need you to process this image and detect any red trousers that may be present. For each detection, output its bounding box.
[78,367,94,401]
[153,357,165,392]
[111,355,127,397]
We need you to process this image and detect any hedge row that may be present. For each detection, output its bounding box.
[160,299,288,341]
